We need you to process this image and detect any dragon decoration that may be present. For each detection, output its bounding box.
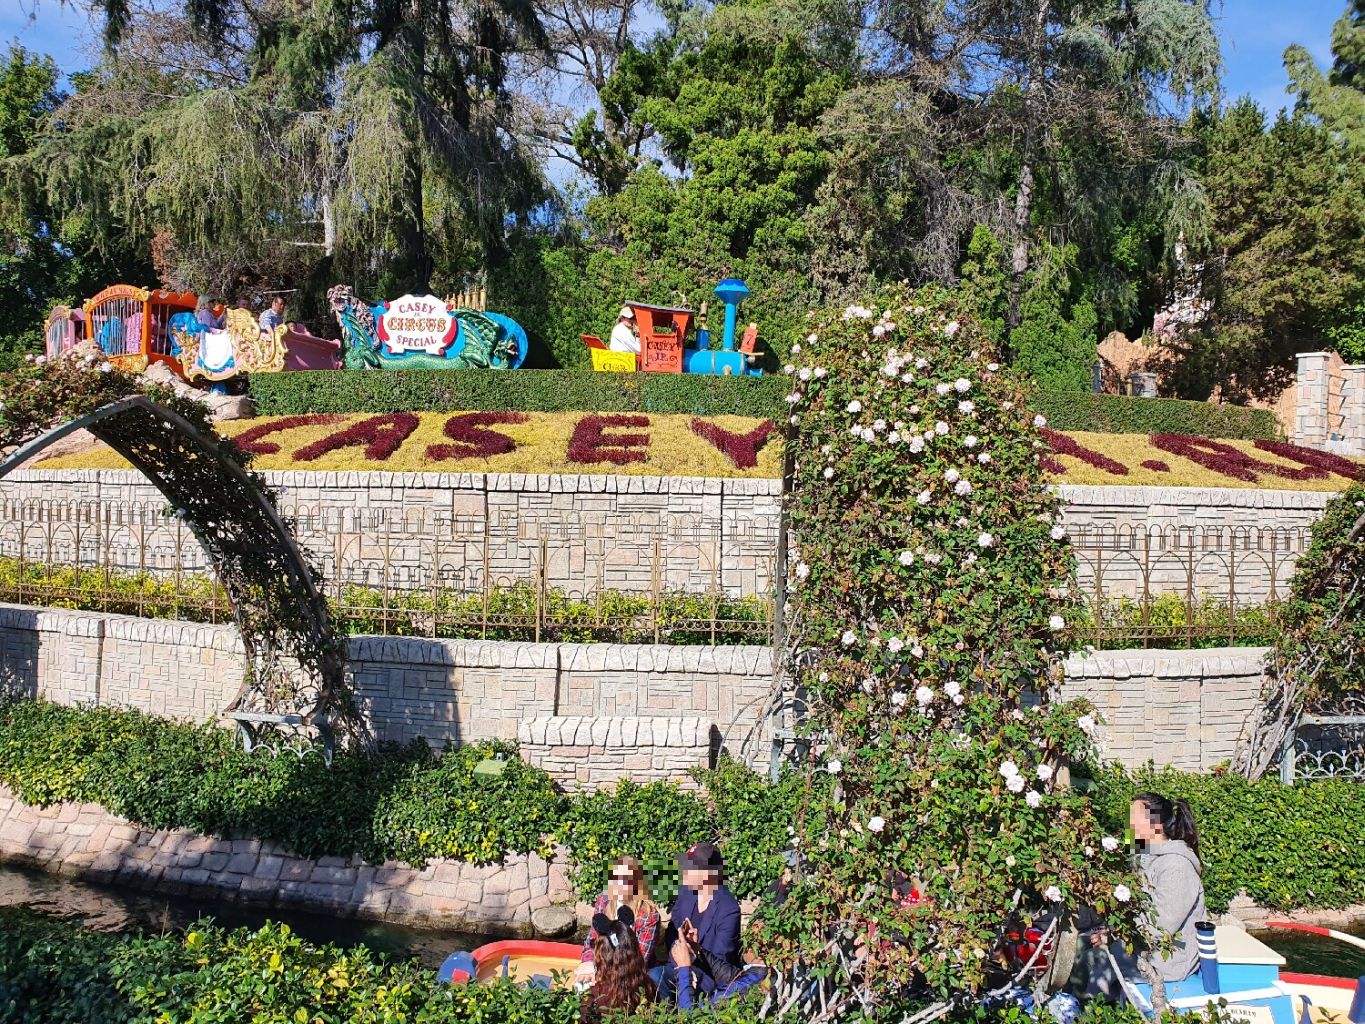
[327,284,527,371]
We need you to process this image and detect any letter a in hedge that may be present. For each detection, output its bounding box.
[426,412,529,462]
[293,414,420,462]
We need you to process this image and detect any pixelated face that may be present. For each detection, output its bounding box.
[608,865,639,896]
[272,297,285,312]
[1129,800,1161,842]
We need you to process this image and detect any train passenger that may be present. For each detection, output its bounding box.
[608,307,639,353]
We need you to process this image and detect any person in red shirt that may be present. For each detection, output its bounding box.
[576,855,661,986]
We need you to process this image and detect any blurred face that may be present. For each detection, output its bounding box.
[684,865,720,890]
[608,863,639,900]
[272,297,285,313]
[1130,800,1162,843]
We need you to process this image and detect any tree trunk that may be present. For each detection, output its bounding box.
[396,0,432,293]
[1006,0,1050,331]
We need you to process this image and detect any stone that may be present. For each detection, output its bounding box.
[530,906,577,938]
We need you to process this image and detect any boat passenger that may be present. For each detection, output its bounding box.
[196,296,225,331]
[608,307,640,354]
[656,841,743,1002]
[670,922,767,1007]
[582,908,656,1021]
[1131,792,1209,982]
[260,296,287,333]
[575,855,661,986]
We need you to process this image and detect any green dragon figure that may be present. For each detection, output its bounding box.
[327,284,525,370]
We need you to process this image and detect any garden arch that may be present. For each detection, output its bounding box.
[0,396,363,753]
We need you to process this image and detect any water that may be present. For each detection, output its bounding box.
[0,862,496,970]
[1256,924,1365,981]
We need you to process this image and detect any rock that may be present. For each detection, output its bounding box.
[530,905,577,939]
[141,361,255,422]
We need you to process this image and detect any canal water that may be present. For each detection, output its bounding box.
[0,862,496,969]
[2,862,1361,980]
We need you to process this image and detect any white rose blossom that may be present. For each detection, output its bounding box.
[1049,614,1066,631]
[887,637,905,653]
[899,550,915,566]
[1044,885,1063,902]
[1025,790,1043,809]
[1102,836,1120,853]
[868,816,886,833]
[823,467,835,479]
[945,468,960,483]
[1050,524,1067,540]
[841,630,858,646]
[1036,764,1054,781]
[935,421,949,435]
[936,382,951,396]
[1077,714,1097,735]
[999,760,1020,779]
[956,480,974,496]
[954,378,971,393]
[847,400,863,413]
[799,368,812,381]
[814,367,827,378]
[795,562,810,580]
[977,452,992,464]
[826,759,842,775]
[917,489,932,505]
[977,532,994,547]
[1005,774,1026,793]
[963,434,978,447]
[1114,884,1132,903]
[915,685,934,706]
[944,681,961,698]
[1033,414,1048,428]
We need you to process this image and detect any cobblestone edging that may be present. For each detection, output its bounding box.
[0,786,575,935]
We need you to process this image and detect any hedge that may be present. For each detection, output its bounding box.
[1033,391,1279,440]
[247,369,791,419]
[0,699,792,900]
[246,370,1278,439]
[1092,764,1365,913]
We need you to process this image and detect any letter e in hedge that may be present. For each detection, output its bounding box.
[567,415,651,466]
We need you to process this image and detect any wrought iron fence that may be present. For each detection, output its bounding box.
[0,500,1318,649]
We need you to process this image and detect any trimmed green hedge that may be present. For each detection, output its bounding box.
[247,369,791,419]
[1033,391,1279,439]
[1093,764,1365,913]
[246,369,1277,439]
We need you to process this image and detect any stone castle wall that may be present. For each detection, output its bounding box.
[2,602,1262,779]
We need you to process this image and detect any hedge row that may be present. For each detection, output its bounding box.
[0,698,803,902]
[1091,764,1365,913]
[246,369,791,419]
[1032,391,1279,440]
[245,369,1280,439]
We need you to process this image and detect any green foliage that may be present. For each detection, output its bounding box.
[1030,391,1278,439]
[0,557,772,647]
[1010,245,1100,394]
[247,368,789,418]
[1093,764,1365,913]
[1285,0,1365,151]
[1268,480,1365,712]
[764,286,1136,1004]
[959,226,1009,346]
[1074,594,1279,651]
[373,742,566,865]
[555,778,714,903]
[1326,295,1365,364]
[0,699,546,866]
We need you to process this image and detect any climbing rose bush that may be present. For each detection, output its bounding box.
[755,288,1138,1010]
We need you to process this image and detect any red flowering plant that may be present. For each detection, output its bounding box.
[755,288,1139,1016]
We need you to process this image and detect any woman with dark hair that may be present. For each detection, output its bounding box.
[582,908,656,1021]
[1130,792,1208,982]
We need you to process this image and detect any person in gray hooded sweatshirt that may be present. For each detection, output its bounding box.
[1130,792,1209,982]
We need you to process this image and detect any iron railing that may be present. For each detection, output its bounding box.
[0,500,1316,649]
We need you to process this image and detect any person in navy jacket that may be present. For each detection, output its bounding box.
[657,841,745,1001]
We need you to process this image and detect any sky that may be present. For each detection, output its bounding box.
[0,0,1349,115]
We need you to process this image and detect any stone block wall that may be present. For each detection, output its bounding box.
[1059,646,1267,771]
[0,785,572,933]
[518,716,716,790]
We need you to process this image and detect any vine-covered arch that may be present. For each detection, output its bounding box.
[0,395,363,751]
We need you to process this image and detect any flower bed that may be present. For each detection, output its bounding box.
[31,414,1362,490]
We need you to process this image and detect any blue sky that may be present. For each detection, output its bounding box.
[0,0,1348,116]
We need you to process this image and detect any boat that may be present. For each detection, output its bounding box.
[1264,921,1365,1021]
[438,939,582,989]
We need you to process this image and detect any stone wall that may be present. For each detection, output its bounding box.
[0,785,572,933]
[518,717,716,790]
[0,470,1336,611]
[1058,646,1267,772]
[0,604,773,785]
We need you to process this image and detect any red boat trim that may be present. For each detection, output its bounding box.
[1267,921,1333,938]
[471,939,582,963]
[1281,972,1360,990]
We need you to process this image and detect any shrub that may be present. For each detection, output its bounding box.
[247,368,790,419]
[555,779,715,903]
[1032,391,1278,439]
[1073,594,1279,650]
[1092,764,1365,913]
[372,741,566,865]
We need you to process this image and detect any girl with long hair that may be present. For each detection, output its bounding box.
[582,908,656,1020]
[576,855,661,985]
[1130,792,1209,981]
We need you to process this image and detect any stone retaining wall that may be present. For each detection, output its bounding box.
[1058,646,1268,771]
[0,785,572,933]
[0,470,1339,609]
[518,717,716,790]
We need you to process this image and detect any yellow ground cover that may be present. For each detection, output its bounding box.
[34,411,785,479]
[30,417,1364,490]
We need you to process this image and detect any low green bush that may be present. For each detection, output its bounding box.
[0,557,773,646]
[1092,764,1365,912]
[1073,594,1279,650]
[247,369,790,419]
[1033,391,1279,439]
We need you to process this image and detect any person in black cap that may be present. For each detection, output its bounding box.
[655,840,743,1002]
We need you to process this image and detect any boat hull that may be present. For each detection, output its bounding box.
[439,939,582,988]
